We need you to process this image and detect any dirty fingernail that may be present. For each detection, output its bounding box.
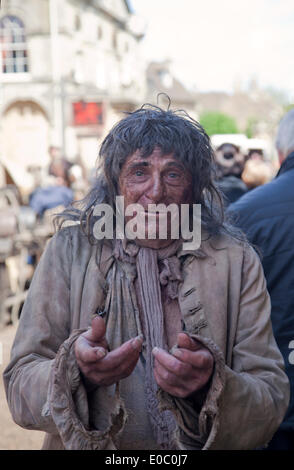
[95,347,107,359]
[152,347,160,355]
[172,348,183,359]
[131,335,143,350]
[169,345,178,355]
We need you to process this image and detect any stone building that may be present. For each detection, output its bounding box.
[146,61,197,119]
[195,79,284,150]
[0,0,145,190]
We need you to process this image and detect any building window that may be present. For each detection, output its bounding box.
[0,15,28,73]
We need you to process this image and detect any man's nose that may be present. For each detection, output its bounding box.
[146,174,165,203]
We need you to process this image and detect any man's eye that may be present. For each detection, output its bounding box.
[135,170,144,176]
[168,172,179,178]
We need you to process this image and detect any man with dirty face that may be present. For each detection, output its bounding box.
[3,105,289,450]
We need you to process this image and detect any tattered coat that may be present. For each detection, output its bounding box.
[3,225,290,450]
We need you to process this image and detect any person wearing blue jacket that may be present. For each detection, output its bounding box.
[228,109,294,450]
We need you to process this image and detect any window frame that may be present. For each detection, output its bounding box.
[0,15,29,76]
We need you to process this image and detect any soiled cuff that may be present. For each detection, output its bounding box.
[157,334,226,450]
[45,329,127,450]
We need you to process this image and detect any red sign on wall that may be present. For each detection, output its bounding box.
[73,102,104,126]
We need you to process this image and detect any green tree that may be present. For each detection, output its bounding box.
[245,117,258,138]
[199,111,239,136]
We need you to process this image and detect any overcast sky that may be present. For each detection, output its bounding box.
[131,0,294,99]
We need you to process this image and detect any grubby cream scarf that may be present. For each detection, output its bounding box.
[109,238,183,449]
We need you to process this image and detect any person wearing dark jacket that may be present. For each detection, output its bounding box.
[227,109,294,450]
[214,143,248,206]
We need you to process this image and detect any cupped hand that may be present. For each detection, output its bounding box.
[152,332,214,398]
[75,316,143,386]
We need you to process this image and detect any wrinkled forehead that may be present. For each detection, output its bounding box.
[120,147,184,172]
[128,146,176,160]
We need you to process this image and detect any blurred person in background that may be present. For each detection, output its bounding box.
[28,148,88,217]
[48,157,73,188]
[215,143,248,205]
[29,158,74,218]
[227,108,294,450]
[48,145,63,165]
[247,149,264,161]
[242,158,274,190]
[48,148,89,198]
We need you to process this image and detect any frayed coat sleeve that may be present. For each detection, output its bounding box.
[3,228,73,433]
[200,245,290,450]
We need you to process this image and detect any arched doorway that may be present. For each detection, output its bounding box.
[1,100,50,173]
